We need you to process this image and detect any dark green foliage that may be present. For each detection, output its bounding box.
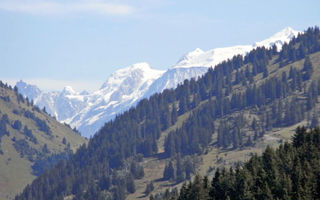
[23,126,38,144]
[164,103,215,156]
[176,156,185,182]
[42,144,49,154]
[31,150,72,176]
[157,127,320,200]
[126,175,136,194]
[151,188,179,200]
[0,115,10,153]
[0,95,10,102]
[302,56,313,80]
[12,136,55,165]
[62,137,67,145]
[0,114,10,152]
[23,110,52,135]
[130,160,144,179]
[145,182,154,195]
[13,139,38,161]
[163,161,175,181]
[12,120,22,130]
[1,114,9,124]
[310,112,319,128]
[0,115,10,138]
[34,118,51,135]
[163,156,197,183]
[12,109,21,115]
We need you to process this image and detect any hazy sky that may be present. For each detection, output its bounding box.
[1,0,320,91]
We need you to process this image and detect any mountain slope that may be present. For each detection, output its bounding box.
[15,27,320,200]
[17,27,300,138]
[154,127,320,200]
[0,83,86,200]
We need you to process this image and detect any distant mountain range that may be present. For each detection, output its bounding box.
[16,27,300,138]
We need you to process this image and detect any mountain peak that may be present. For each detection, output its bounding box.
[16,80,27,87]
[15,80,42,100]
[128,62,152,70]
[176,48,204,64]
[100,62,164,90]
[275,26,300,40]
[61,86,76,95]
[254,27,300,50]
[113,62,152,75]
[279,26,297,35]
[192,48,204,54]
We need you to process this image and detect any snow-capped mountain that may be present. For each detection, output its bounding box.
[173,27,299,69]
[142,67,208,99]
[16,27,300,138]
[17,63,165,137]
[16,80,41,100]
[64,63,165,136]
[143,27,300,98]
[16,81,88,122]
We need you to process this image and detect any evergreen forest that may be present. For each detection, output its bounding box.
[152,127,320,200]
[15,27,320,200]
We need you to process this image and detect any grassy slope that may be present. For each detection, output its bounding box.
[0,86,87,200]
[127,52,320,199]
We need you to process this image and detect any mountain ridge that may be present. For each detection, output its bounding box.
[17,27,300,137]
[173,27,300,69]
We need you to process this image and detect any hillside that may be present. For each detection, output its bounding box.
[129,45,320,199]
[152,127,320,200]
[15,27,320,200]
[0,83,86,200]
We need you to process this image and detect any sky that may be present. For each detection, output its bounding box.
[1,0,320,92]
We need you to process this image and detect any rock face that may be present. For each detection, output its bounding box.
[17,27,300,137]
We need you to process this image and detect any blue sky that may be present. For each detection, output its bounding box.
[1,0,320,91]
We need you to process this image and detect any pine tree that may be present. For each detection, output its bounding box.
[303,56,313,80]
[163,161,175,180]
[310,112,319,128]
[176,155,185,182]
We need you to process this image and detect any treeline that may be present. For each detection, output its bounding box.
[15,27,320,200]
[279,27,320,65]
[153,127,320,200]
[164,27,320,157]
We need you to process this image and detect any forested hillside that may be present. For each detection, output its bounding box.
[15,27,320,200]
[152,127,320,200]
[0,82,86,199]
